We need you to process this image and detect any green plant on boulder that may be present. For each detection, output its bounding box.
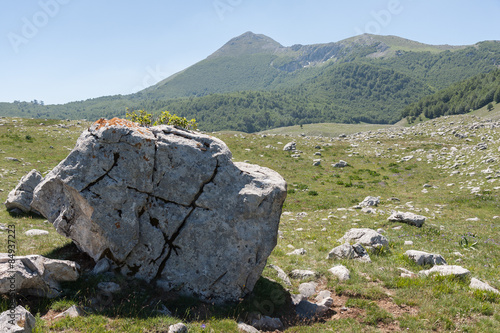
[126,109,197,130]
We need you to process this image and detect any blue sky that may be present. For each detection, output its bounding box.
[1,0,499,105]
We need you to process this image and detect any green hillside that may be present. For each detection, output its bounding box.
[402,68,500,121]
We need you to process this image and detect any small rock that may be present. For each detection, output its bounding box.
[359,196,379,207]
[168,323,188,333]
[25,229,49,236]
[419,265,470,278]
[332,160,348,168]
[92,258,112,275]
[0,305,36,333]
[298,282,317,297]
[54,305,84,319]
[469,278,500,294]
[338,228,388,251]
[283,142,296,151]
[290,269,316,279]
[405,250,446,266]
[398,267,417,278]
[388,211,426,227]
[238,322,259,333]
[404,241,413,246]
[328,265,350,281]
[268,264,292,286]
[287,248,306,256]
[315,290,331,302]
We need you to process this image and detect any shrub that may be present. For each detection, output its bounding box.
[126,109,197,130]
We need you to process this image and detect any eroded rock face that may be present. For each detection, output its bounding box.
[31,118,287,302]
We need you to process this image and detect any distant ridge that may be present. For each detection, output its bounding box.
[207,31,284,58]
[1,32,499,133]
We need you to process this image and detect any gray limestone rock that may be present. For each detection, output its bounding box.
[283,142,296,151]
[0,254,79,298]
[4,169,43,214]
[168,323,187,333]
[338,228,389,251]
[359,196,380,207]
[54,305,84,319]
[419,265,470,278]
[388,211,426,227]
[405,250,447,266]
[290,269,316,279]
[328,265,351,281]
[470,278,500,294]
[332,160,348,168]
[298,282,317,297]
[0,305,35,333]
[31,119,287,303]
[268,264,292,286]
[327,243,371,262]
[237,322,259,333]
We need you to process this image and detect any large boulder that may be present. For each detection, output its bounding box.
[4,169,43,214]
[31,118,287,303]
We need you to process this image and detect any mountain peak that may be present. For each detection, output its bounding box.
[208,31,283,58]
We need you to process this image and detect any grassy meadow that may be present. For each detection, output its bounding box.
[0,112,499,332]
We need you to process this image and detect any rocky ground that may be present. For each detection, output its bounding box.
[0,112,499,332]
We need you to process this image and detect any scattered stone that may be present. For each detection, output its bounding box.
[312,159,321,166]
[92,258,112,275]
[287,248,306,256]
[404,241,413,246]
[25,229,49,236]
[31,119,287,303]
[0,254,79,298]
[405,250,446,266]
[4,169,43,214]
[250,315,283,331]
[359,196,380,207]
[338,228,389,251]
[328,265,350,281]
[315,290,331,303]
[388,211,426,227]
[5,157,20,162]
[469,278,500,294]
[327,243,371,262]
[298,282,317,297]
[54,305,84,319]
[332,160,348,168]
[398,267,417,278]
[290,269,316,279]
[237,322,259,333]
[168,323,188,333]
[283,142,296,151]
[268,264,291,286]
[419,265,470,278]
[0,305,35,333]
